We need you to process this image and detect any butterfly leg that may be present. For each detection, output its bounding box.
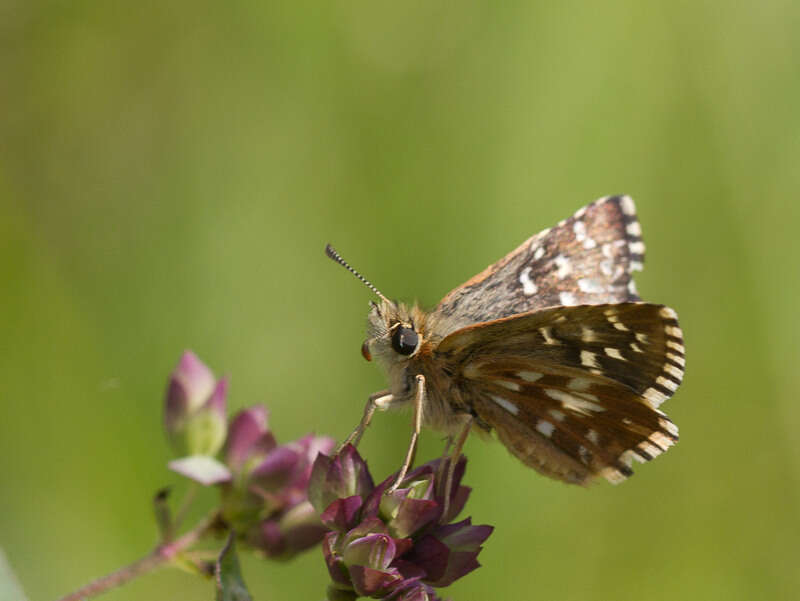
[337,389,391,452]
[387,374,425,493]
[441,415,473,521]
[435,436,454,484]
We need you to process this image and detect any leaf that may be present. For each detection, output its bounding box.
[168,455,232,485]
[215,533,253,601]
[0,547,30,601]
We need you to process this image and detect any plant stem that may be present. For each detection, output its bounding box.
[172,483,199,535]
[55,512,220,601]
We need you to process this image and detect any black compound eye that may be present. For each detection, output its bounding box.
[391,326,419,356]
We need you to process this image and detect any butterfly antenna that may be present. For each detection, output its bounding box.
[325,243,392,305]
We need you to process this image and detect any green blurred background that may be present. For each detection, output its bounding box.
[2,2,799,600]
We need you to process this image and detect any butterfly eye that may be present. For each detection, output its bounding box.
[361,340,372,361]
[391,326,419,356]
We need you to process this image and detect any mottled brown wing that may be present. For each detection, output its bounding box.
[435,303,684,484]
[435,196,645,329]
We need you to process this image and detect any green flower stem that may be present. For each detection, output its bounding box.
[172,483,200,535]
[55,511,220,601]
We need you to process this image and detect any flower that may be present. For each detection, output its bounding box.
[309,446,492,600]
[220,406,336,559]
[170,400,336,559]
[164,351,228,457]
[163,350,336,561]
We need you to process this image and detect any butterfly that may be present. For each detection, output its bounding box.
[326,195,683,497]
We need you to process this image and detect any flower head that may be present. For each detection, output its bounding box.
[220,406,335,558]
[309,446,492,600]
[164,350,336,561]
[164,351,228,457]
[170,403,335,559]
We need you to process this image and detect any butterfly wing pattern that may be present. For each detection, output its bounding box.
[436,195,645,331]
[435,303,684,484]
[430,196,683,485]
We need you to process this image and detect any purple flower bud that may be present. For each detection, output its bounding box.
[244,500,328,559]
[224,406,276,472]
[308,445,374,516]
[342,533,397,571]
[164,351,228,457]
[309,446,492,599]
[166,351,216,415]
[348,564,404,598]
[320,496,364,531]
[405,518,493,587]
[218,406,335,560]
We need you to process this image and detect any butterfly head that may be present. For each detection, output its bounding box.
[325,243,423,365]
[363,300,422,363]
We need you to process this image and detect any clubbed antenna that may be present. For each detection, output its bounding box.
[325,243,391,305]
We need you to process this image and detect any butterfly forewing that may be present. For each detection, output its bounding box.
[435,303,683,484]
[436,196,645,330]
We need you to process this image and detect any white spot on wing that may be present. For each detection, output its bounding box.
[604,347,625,360]
[548,409,566,422]
[601,467,627,484]
[642,387,668,408]
[533,245,545,261]
[572,219,597,249]
[518,371,543,382]
[578,278,604,294]
[666,352,685,367]
[580,350,600,368]
[519,267,538,295]
[490,394,519,415]
[660,307,678,320]
[554,255,572,279]
[559,291,577,306]
[629,241,645,255]
[567,377,593,391]
[497,380,521,392]
[619,195,637,216]
[545,388,605,414]
[660,418,679,436]
[656,375,679,392]
[536,420,555,437]
[650,431,673,451]
[666,340,685,353]
[539,326,559,345]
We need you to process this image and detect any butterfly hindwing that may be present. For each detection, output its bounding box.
[435,302,683,484]
[435,196,645,330]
